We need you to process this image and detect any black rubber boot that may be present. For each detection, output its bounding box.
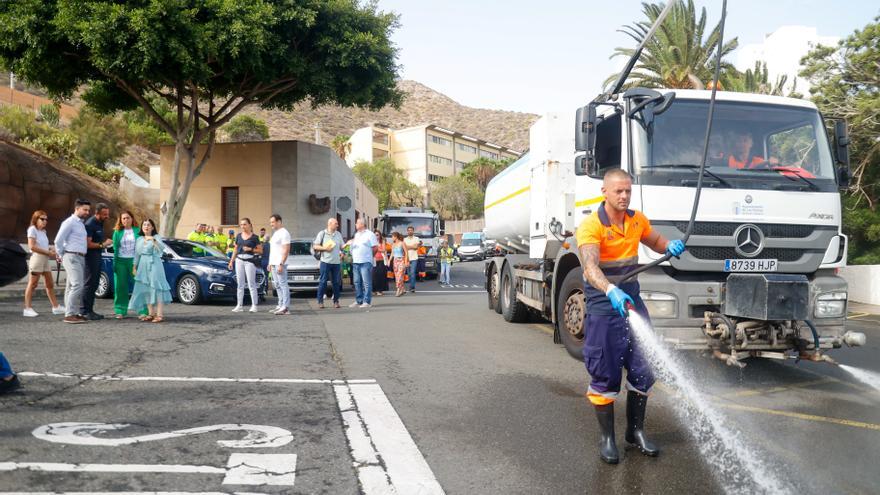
[594,403,619,464]
[625,391,660,457]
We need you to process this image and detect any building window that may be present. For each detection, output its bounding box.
[428,174,445,182]
[430,135,451,146]
[428,154,453,166]
[457,142,477,154]
[480,149,499,160]
[456,160,469,171]
[221,187,239,226]
[372,148,389,160]
[372,131,388,145]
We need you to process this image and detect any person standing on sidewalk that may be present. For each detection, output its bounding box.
[111,211,148,319]
[268,214,291,315]
[228,218,262,313]
[129,219,172,323]
[54,199,91,324]
[346,218,378,308]
[313,218,344,309]
[438,238,455,286]
[23,210,64,317]
[403,226,421,293]
[389,232,409,297]
[371,230,389,297]
[81,202,112,320]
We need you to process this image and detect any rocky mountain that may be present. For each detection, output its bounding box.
[240,80,539,152]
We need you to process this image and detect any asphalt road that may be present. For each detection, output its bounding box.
[1,261,878,494]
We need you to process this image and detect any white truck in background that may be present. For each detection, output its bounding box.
[483,89,865,364]
[376,207,443,279]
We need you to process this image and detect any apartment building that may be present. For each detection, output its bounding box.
[345,123,521,205]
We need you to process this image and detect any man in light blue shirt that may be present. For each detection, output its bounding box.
[313,218,345,309]
[347,218,378,308]
[54,198,92,323]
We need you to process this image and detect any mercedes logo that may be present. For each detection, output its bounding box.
[745,195,753,204]
[733,224,764,258]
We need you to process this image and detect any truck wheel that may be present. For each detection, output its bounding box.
[487,264,501,314]
[501,263,528,323]
[557,268,586,360]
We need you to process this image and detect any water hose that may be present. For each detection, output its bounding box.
[804,320,821,352]
[617,0,728,285]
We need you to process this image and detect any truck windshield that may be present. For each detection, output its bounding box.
[461,239,481,246]
[632,99,837,191]
[384,217,434,237]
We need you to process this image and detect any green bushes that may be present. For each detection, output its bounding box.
[70,108,127,167]
[223,115,269,142]
[0,105,45,141]
[38,103,60,127]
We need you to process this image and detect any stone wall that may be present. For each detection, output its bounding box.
[0,140,145,242]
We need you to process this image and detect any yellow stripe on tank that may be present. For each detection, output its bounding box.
[484,186,531,210]
[575,195,604,207]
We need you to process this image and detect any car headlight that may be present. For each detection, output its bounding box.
[815,291,846,318]
[642,292,677,318]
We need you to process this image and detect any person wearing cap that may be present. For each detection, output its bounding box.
[576,168,685,465]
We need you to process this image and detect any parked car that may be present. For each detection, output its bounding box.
[457,237,485,261]
[94,238,266,305]
[282,239,345,293]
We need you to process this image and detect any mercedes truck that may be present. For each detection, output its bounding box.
[377,207,443,279]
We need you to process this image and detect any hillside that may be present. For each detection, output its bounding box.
[240,80,539,152]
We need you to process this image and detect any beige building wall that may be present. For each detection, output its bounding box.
[159,142,273,238]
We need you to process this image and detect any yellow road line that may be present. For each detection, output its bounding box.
[724,378,836,398]
[847,312,871,319]
[484,186,530,210]
[531,323,554,336]
[717,403,880,431]
[574,195,604,207]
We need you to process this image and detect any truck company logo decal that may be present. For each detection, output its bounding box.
[809,212,834,220]
[733,224,764,257]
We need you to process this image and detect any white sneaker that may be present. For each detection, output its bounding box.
[23,308,38,317]
[359,303,372,308]
[249,306,258,313]
[52,305,65,315]
[269,306,280,313]
[348,302,361,308]
[231,306,244,312]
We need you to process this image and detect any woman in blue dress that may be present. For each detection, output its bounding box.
[129,219,172,323]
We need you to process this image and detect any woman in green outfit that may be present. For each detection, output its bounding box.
[111,211,147,318]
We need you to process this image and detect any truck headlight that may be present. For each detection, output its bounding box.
[642,292,677,318]
[815,291,846,318]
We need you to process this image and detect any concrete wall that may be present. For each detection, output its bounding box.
[839,265,880,305]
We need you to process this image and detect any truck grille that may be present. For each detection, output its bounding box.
[666,222,818,238]
[688,247,805,262]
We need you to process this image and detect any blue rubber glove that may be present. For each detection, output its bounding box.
[606,285,635,318]
[666,239,686,258]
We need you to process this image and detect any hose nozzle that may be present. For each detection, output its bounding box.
[625,301,635,314]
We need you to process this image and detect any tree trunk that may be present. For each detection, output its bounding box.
[161,145,197,238]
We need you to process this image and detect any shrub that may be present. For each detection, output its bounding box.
[38,103,60,127]
[0,105,45,141]
[70,108,128,167]
[24,129,78,161]
[223,115,269,142]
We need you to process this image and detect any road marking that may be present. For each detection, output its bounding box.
[0,493,269,495]
[18,371,376,385]
[335,383,445,495]
[415,290,483,294]
[716,403,880,431]
[723,378,836,398]
[847,312,870,319]
[33,423,293,448]
[0,454,297,486]
[530,323,554,336]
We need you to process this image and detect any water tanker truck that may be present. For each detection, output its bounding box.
[483,90,866,365]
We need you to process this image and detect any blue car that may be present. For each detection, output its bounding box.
[94,238,266,305]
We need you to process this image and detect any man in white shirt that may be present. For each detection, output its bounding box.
[54,199,92,324]
[347,218,378,308]
[268,214,292,315]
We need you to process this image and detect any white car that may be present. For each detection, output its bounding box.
[283,238,343,293]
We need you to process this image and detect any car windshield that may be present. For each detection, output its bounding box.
[290,241,312,256]
[632,99,837,190]
[165,240,226,258]
[461,239,481,246]
[384,217,434,237]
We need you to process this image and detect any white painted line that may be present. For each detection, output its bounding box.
[348,384,445,495]
[0,493,269,495]
[223,453,297,486]
[413,290,483,294]
[33,422,293,448]
[0,462,225,475]
[334,385,393,493]
[18,371,376,385]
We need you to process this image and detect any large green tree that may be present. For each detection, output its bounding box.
[605,0,738,90]
[429,175,482,220]
[0,0,401,236]
[801,16,880,264]
[352,158,421,211]
[459,157,514,192]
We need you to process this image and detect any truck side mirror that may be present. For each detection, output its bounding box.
[371,218,378,230]
[834,120,850,191]
[575,104,598,175]
[439,219,446,236]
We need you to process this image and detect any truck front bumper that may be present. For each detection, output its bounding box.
[637,267,849,350]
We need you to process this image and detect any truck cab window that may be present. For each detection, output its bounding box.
[595,113,622,173]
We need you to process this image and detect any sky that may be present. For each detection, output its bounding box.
[374,0,879,114]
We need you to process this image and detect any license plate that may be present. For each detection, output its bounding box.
[426,262,435,267]
[293,275,314,281]
[724,259,778,272]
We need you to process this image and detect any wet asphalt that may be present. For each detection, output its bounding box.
[1,262,878,494]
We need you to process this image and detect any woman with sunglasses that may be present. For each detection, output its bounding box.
[23,210,64,317]
[227,217,262,312]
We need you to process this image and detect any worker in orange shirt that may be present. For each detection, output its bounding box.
[576,168,686,465]
[724,131,778,169]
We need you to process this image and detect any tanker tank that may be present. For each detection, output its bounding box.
[483,153,531,254]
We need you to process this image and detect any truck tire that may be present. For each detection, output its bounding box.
[487,264,501,314]
[557,268,586,360]
[501,263,528,323]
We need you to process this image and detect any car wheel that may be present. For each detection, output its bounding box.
[176,274,202,305]
[95,271,112,299]
[557,268,586,360]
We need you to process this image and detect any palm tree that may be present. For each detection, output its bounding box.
[460,157,513,191]
[330,134,352,160]
[725,61,793,96]
[604,0,739,90]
